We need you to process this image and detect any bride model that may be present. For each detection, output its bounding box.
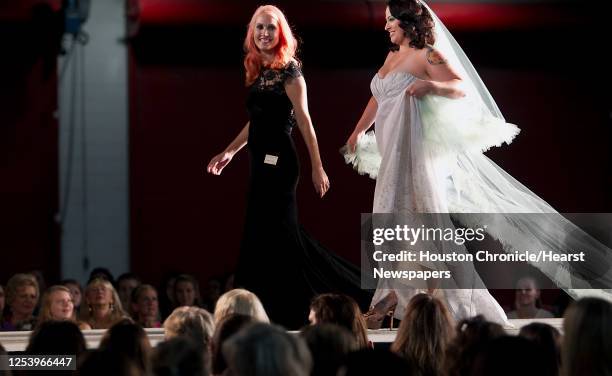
[344,0,612,326]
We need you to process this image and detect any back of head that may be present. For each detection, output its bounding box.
[444,315,506,376]
[340,348,413,376]
[519,323,561,376]
[223,323,312,376]
[300,323,358,376]
[472,336,547,376]
[99,319,151,373]
[390,293,454,375]
[562,297,612,376]
[77,350,142,376]
[0,343,11,376]
[163,306,215,348]
[309,293,369,348]
[26,320,86,357]
[214,288,269,324]
[152,337,207,376]
[211,314,255,375]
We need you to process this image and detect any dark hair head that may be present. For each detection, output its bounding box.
[341,348,413,375]
[99,319,151,373]
[444,315,506,376]
[519,323,561,376]
[309,293,369,348]
[300,323,358,376]
[152,337,207,376]
[26,320,87,357]
[472,336,548,376]
[211,314,255,374]
[386,0,435,49]
[88,267,115,285]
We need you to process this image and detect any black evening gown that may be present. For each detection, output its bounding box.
[234,61,371,329]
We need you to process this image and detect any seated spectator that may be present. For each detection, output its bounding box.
[519,322,561,376]
[26,320,87,358]
[213,289,269,325]
[1,273,39,331]
[0,343,12,376]
[562,297,612,376]
[99,319,152,375]
[61,279,84,312]
[222,323,311,376]
[117,273,142,310]
[211,314,255,376]
[159,273,179,320]
[37,285,91,330]
[77,350,143,376]
[309,293,369,349]
[390,293,454,376]
[507,276,554,319]
[174,274,203,309]
[87,267,115,285]
[163,306,215,373]
[81,278,127,329]
[0,285,5,318]
[300,323,358,376]
[444,315,506,376]
[339,348,413,376]
[471,336,548,376]
[152,337,207,376]
[131,284,161,328]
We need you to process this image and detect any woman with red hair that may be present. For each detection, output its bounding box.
[207,5,368,329]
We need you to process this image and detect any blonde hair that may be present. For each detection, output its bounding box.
[163,306,215,347]
[214,289,269,324]
[5,273,39,306]
[37,285,74,324]
[80,278,126,325]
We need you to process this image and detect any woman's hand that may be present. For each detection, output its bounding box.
[406,79,435,98]
[207,151,234,175]
[346,131,364,153]
[312,166,330,198]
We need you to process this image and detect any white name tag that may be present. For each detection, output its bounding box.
[264,154,279,165]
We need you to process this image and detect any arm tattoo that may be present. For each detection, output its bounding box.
[426,47,447,65]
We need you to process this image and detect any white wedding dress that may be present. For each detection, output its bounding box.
[343,70,612,325]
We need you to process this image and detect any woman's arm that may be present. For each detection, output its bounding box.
[285,75,330,197]
[407,47,465,99]
[206,122,249,175]
[346,96,378,152]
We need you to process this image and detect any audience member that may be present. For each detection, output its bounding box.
[131,284,161,328]
[117,273,142,310]
[471,335,548,376]
[339,348,413,376]
[61,279,84,311]
[562,297,612,376]
[76,350,142,376]
[309,293,369,349]
[26,320,87,358]
[0,343,12,376]
[1,273,39,330]
[37,285,91,330]
[223,323,312,376]
[152,337,208,376]
[213,288,269,325]
[507,276,554,319]
[81,278,127,329]
[211,314,255,375]
[519,322,561,376]
[300,323,358,376]
[164,306,215,373]
[99,319,152,374]
[159,273,179,319]
[174,274,203,308]
[87,267,115,285]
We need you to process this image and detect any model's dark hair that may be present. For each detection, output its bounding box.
[387,0,435,50]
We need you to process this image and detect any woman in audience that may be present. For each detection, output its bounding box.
[99,319,152,375]
[117,273,142,311]
[1,273,39,331]
[152,337,207,376]
[213,288,269,325]
[211,314,255,376]
[562,297,612,376]
[131,284,161,328]
[309,293,369,349]
[164,306,215,374]
[81,278,127,329]
[223,323,312,376]
[26,320,87,358]
[507,276,554,319]
[444,315,506,376]
[61,279,84,312]
[37,285,91,330]
[519,322,561,376]
[300,323,358,376]
[391,293,454,376]
[174,274,203,308]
